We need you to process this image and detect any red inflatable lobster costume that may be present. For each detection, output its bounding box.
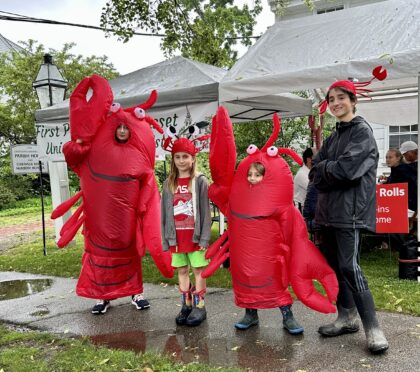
[51,75,173,300]
[203,107,338,313]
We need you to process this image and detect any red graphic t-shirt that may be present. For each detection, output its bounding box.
[171,177,198,253]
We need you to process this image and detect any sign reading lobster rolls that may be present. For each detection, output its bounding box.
[376,183,409,233]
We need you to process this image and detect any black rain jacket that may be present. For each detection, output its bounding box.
[309,116,378,232]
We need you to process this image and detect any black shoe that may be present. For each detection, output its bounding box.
[234,309,259,330]
[92,300,110,315]
[186,306,207,326]
[131,294,150,310]
[175,304,192,325]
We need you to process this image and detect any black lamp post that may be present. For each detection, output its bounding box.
[33,54,68,255]
[33,54,68,108]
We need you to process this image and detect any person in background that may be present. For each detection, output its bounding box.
[400,141,418,175]
[293,148,313,213]
[384,148,417,212]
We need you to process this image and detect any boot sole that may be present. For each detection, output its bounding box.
[318,326,360,337]
[369,344,389,354]
[186,315,207,327]
[234,320,259,330]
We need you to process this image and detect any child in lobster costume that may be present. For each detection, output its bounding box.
[51,75,173,314]
[202,107,339,333]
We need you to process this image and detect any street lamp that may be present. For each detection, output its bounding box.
[33,54,68,108]
[33,53,71,247]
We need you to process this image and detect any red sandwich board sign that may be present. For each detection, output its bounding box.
[376,183,409,233]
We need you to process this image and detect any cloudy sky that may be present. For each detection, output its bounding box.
[0,0,274,74]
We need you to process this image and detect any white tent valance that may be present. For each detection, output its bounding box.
[35,56,312,123]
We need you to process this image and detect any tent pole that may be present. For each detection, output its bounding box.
[417,73,419,282]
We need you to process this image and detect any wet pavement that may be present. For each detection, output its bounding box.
[1,271,420,371]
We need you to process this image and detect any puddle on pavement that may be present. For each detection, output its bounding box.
[0,279,53,301]
[90,328,296,371]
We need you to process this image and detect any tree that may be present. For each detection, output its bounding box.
[0,40,118,150]
[100,0,262,68]
[0,40,119,208]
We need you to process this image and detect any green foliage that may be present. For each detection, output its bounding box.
[100,0,262,68]
[0,40,118,205]
[0,40,119,150]
[233,115,313,174]
[0,153,42,209]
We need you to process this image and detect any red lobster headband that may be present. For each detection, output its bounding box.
[162,124,210,155]
[318,65,388,115]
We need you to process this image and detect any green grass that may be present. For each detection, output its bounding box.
[0,226,232,288]
[0,197,52,227]
[0,324,242,372]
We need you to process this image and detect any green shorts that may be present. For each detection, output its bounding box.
[172,250,209,268]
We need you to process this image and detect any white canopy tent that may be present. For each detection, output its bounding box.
[220,0,420,127]
[36,56,312,123]
[220,0,420,250]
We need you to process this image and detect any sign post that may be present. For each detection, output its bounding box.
[36,122,71,241]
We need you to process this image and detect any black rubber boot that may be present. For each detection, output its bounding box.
[318,281,359,336]
[186,291,206,326]
[175,304,192,325]
[234,308,259,330]
[318,304,359,336]
[175,288,192,325]
[280,305,304,335]
[353,290,389,354]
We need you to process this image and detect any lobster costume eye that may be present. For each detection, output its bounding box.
[110,102,121,113]
[247,144,258,155]
[187,125,200,137]
[267,146,278,157]
[166,126,177,138]
[133,107,146,119]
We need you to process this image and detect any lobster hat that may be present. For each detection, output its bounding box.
[319,66,388,115]
[171,138,198,156]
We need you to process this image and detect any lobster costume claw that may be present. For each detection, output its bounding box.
[69,74,114,142]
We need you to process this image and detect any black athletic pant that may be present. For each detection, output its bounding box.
[319,227,369,294]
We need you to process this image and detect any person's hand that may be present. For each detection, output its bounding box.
[378,175,388,184]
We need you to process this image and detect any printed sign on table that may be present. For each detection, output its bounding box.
[376,183,409,233]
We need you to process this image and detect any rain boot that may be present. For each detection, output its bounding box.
[280,305,304,335]
[186,288,207,326]
[175,288,192,325]
[319,281,359,336]
[353,290,389,354]
[234,308,259,330]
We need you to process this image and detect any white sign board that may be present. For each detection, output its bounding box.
[150,102,216,160]
[36,122,70,161]
[10,144,48,174]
